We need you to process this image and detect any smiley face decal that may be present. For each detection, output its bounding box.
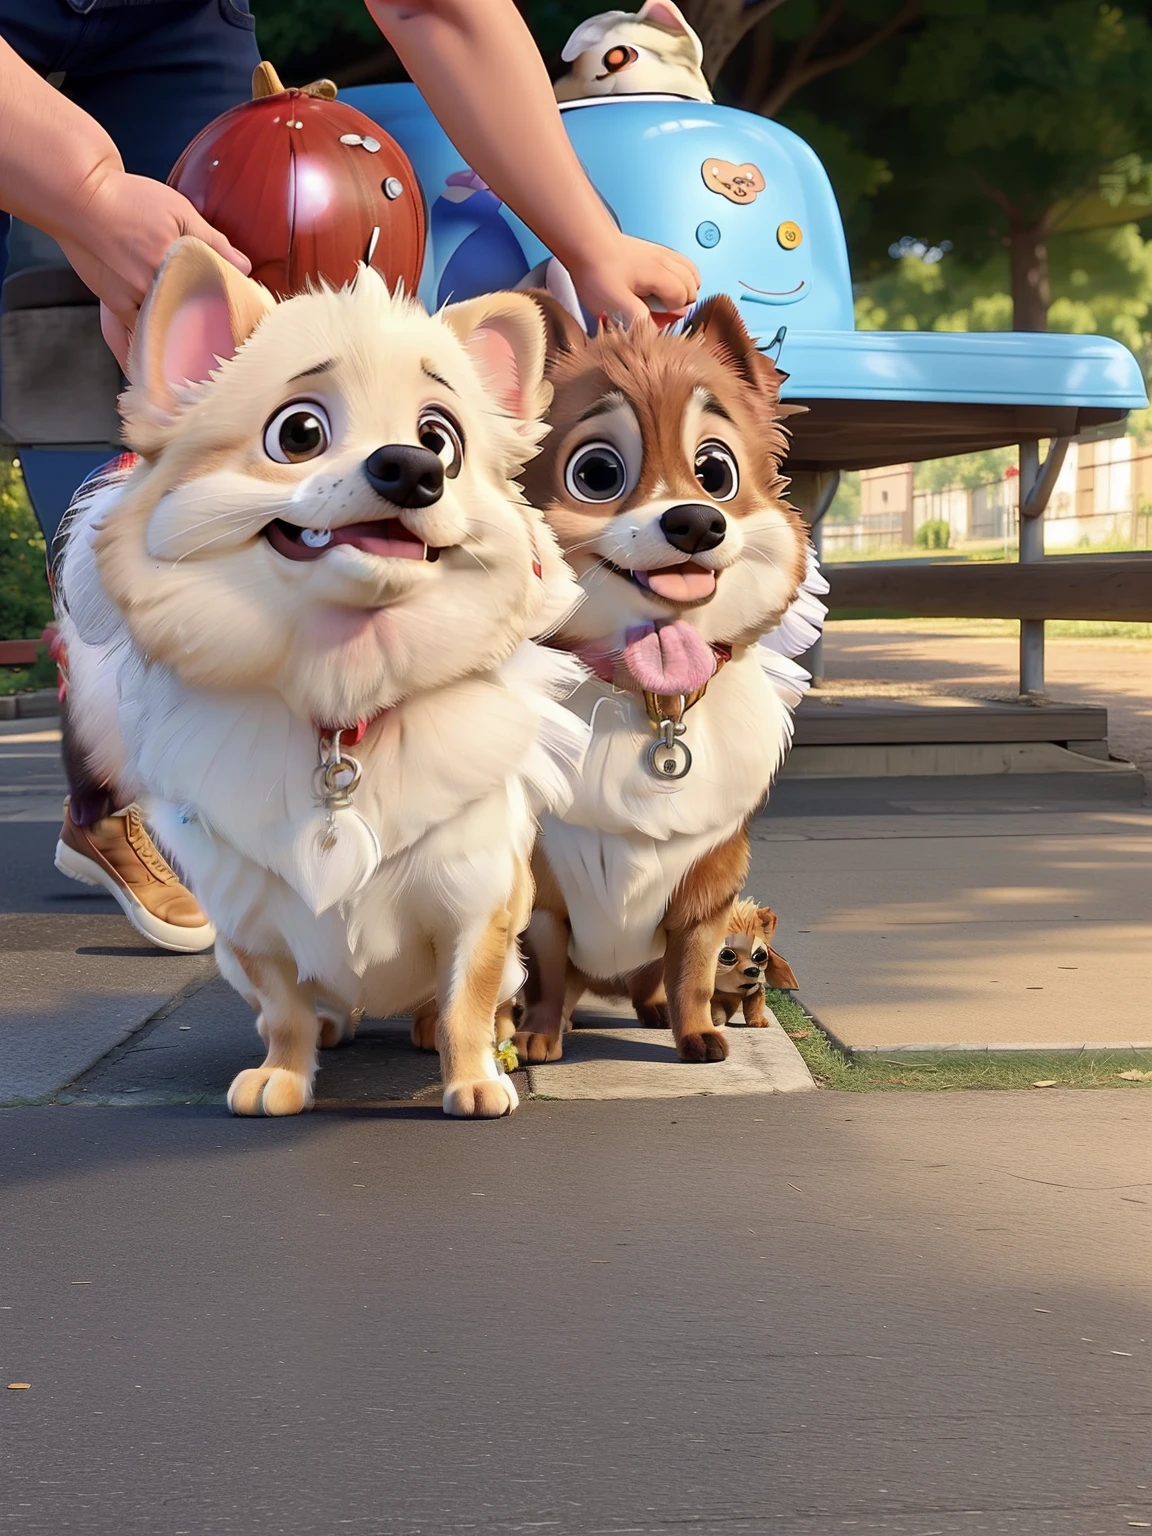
[702,158,765,204]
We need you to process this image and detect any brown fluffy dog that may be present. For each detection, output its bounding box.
[514,295,809,1065]
[712,899,798,1029]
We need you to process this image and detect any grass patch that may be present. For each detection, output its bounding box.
[768,991,1152,1092]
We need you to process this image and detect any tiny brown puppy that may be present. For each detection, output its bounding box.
[712,899,798,1029]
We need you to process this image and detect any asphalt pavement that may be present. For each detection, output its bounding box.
[1,722,1150,1534]
[1,1094,1149,1535]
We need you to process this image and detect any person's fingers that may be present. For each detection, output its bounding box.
[177,200,252,275]
[668,250,702,291]
[607,292,651,326]
[59,240,140,327]
[99,303,132,372]
[635,264,693,313]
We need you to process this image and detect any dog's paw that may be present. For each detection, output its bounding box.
[410,1008,438,1052]
[442,1075,519,1119]
[743,1006,779,1030]
[512,1028,563,1064]
[676,1028,730,1064]
[227,1066,313,1116]
[318,1004,360,1049]
[634,1001,670,1029]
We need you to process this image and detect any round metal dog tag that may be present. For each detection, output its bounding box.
[316,754,362,809]
[646,737,692,780]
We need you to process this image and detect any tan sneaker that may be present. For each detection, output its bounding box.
[54,802,217,954]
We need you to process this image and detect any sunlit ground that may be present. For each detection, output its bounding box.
[820,618,1152,774]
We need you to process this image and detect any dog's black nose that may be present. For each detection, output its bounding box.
[742,965,761,978]
[364,445,444,508]
[659,502,726,554]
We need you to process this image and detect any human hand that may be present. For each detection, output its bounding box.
[565,233,701,327]
[57,167,250,370]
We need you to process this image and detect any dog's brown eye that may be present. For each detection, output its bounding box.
[418,408,464,479]
[752,950,768,964]
[694,442,739,502]
[566,441,627,503]
[602,44,638,73]
[264,401,331,464]
[718,947,738,966]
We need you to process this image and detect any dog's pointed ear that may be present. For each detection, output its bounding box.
[520,287,590,365]
[442,290,552,421]
[638,0,704,63]
[764,948,798,990]
[126,237,272,425]
[684,295,786,409]
[755,905,779,938]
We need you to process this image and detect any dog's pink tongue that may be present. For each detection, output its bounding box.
[639,567,717,602]
[623,621,716,694]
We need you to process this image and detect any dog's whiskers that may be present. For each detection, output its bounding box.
[456,544,495,580]
[742,545,786,579]
[152,512,269,555]
[168,522,273,566]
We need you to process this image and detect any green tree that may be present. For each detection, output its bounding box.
[0,456,53,640]
[856,1,1152,332]
[254,0,926,105]
[255,0,1152,350]
[254,0,593,84]
[913,447,1015,492]
[825,470,860,522]
[856,220,1152,375]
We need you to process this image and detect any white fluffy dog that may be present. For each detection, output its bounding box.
[57,238,587,1118]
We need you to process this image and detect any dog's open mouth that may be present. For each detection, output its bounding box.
[263,517,441,564]
[604,559,717,605]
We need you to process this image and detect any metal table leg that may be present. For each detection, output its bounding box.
[1017,436,1071,701]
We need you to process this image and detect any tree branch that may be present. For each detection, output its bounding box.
[734,0,792,43]
[739,17,777,112]
[684,0,791,85]
[759,0,921,117]
[785,0,845,82]
[971,168,1017,221]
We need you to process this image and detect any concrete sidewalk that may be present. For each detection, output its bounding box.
[0,723,813,1105]
[757,779,1152,1051]
[4,720,1150,1094]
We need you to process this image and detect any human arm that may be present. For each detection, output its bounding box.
[365,0,700,323]
[0,35,249,366]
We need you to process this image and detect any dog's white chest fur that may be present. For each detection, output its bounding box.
[540,652,790,978]
[118,643,587,1009]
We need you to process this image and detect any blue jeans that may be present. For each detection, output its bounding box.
[0,0,260,280]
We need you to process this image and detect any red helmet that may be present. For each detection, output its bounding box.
[169,63,425,300]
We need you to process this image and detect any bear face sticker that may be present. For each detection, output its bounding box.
[701,159,765,204]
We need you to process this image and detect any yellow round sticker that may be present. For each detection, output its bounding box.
[777,221,803,250]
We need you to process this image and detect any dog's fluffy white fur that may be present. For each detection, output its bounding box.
[58,238,588,1118]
